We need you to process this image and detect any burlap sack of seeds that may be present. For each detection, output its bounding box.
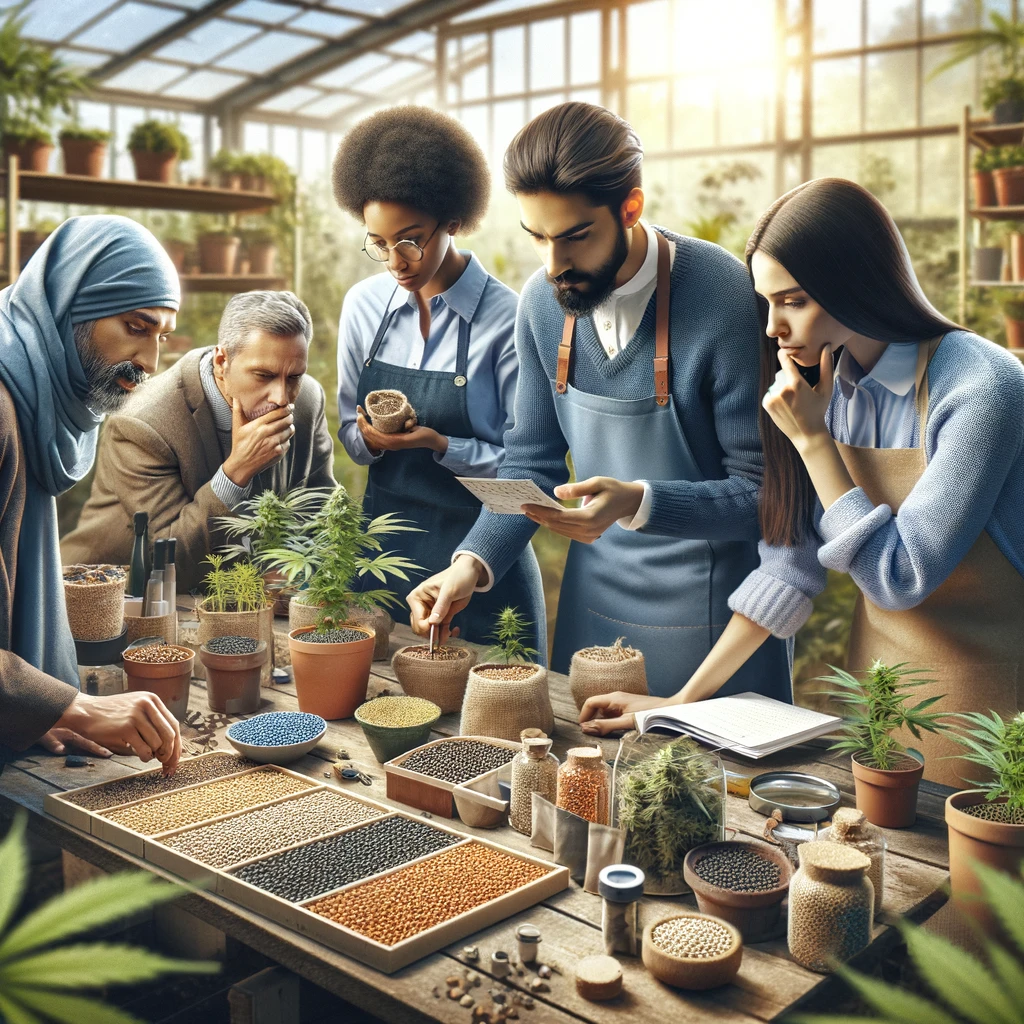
[125,609,178,647]
[197,604,274,685]
[569,639,647,711]
[63,564,127,641]
[392,645,477,713]
[460,664,554,741]
[290,598,392,661]
[365,389,414,434]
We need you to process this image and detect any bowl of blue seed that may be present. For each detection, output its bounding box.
[226,711,327,765]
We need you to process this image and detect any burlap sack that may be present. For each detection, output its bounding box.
[569,639,647,711]
[365,389,414,433]
[392,645,477,713]
[124,609,178,647]
[460,663,554,741]
[197,603,274,685]
[290,597,393,661]
[63,564,126,641]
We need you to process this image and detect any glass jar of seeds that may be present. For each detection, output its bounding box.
[556,746,611,825]
[823,807,885,914]
[510,729,559,835]
[788,841,874,973]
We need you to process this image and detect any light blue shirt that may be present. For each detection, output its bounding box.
[337,251,520,477]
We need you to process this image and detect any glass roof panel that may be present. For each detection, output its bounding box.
[311,50,389,88]
[156,18,260,64]
[229,0,299,24]
[22,0,114,42]
[355,58,422,94]
[105,59,188,92]
[384,30,435,55]
[76,1,183,50]
[289,9,364,36]
[55,47,109,69]
[295,92,362,118]
[323,0,411,15]
[161,67,248,98]
[258,85,322,111]
[452,0,556,22]
[215,29,320,71]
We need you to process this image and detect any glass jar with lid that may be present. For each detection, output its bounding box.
[510,729,559,835]
[556,746,611,824]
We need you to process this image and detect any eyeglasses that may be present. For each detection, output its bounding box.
[362,221,440,263]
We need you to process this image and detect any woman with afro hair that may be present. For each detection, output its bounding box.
[334,105,546,655]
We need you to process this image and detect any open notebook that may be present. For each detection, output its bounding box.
[633,693,842,759]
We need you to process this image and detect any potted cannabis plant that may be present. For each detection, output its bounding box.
[460,606,553,741]
[195,554,274,689]
[127,119,192,183]
[263,486,420,720]
[944,710,1024,934]
[818,660,947,828]
[59,124,112,178]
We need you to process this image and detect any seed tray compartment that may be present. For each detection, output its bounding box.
[88,764,319,857]
[43,752,255,835]
[384,736,519,818]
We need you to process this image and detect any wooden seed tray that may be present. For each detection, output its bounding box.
[384,736,520,818]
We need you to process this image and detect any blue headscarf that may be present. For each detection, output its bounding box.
[0,215,180,689]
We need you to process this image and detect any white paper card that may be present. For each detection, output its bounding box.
[456,477,564,515]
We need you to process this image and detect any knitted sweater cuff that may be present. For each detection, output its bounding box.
[641,481,696,535]
[728,570,814,639]
[818,487,893,572]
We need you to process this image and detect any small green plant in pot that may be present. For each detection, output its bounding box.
[263,485,420,719]
[817,660,947,829]
[944,709,1024,934]
[127,119,192,183]
[59,123,112,178]
[460,606,553,741]
[1003,293,1024,348]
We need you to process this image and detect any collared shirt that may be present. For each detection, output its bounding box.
[199,350,252,509]
[830,341,920,448]
[337,251,520,477]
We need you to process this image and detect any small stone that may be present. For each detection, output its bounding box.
[472,1007,490,1021]
[446,975,462,987]
[64,755,90,767]
[460,995,475,1008]
[506,1010,519,1020]
[448,987,463,1000]
[323,772,330,778]
[523,997,534,1009]
[491,991,506,1004]
[537,965,551,979]
[528,979,548,993]
[466,971,480,986]
[431,986,440,999]
[463,945,480,962]
[337,749,349,760]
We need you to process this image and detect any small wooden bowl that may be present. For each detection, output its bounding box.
[642,912,743,990]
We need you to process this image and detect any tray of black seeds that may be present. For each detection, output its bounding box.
[44,752,256,832]
[146,787,390,882]
[218,813,465,921]
[384,736,520,817]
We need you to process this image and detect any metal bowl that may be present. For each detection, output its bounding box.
[748,771,842,823]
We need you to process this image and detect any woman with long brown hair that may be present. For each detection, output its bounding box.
[580,177,1024,785]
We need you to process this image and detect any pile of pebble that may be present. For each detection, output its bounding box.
[650,917,736,959]
[357,696,439,728]
[205,635,259,655]
[307,841,548,946]
[232,815,458,902]
[65,753,251,811]
[399,739,515,786]
[162,789,383,868]
[228,712,325,747]
[693,844,782,892]
[122,644,193,665]
[63,565,126,585]
[298,628,368,645]
[102,767,316,835]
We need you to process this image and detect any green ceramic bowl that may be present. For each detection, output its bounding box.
[354,696,441,763]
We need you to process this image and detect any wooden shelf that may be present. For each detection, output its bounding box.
[180,273,286,293]
[968,120,1024,148]
[969,205,1024,221]
[0,170,278,214]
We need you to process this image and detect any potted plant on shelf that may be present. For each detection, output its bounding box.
[245,230,278,275]
[162,238,187,273]
[973,147,1000,209]
[1,116,52,172]
[195,554,274,686]
[817,660,947,828]
[993,144,1024,206]
[944,710,1024,934]
[198,230,241,275]
[127,119,191,183]
[460,606,554,741]
[59,124,111,178]
[569,636,647,712]
[209,149,244,190]
[262,486,420,719]
[1002,293,1024,348]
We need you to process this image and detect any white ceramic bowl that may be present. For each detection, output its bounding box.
[225,712,327,765]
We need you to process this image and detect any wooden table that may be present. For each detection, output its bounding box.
[0,620,954,1024]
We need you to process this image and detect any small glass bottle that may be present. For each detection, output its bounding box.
[788,842,873,973]
[128,511,149,598]
[510,729,559,835]
[556,746,611,825]
[826,807,886,914]
[598,864,644,956]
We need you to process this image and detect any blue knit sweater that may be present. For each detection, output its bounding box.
[458,227,767,581]
[729,329,1024,637]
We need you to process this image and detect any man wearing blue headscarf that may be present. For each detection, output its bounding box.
[0,215,182,772]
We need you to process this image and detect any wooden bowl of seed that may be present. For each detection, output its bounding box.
[642,912,743,990]
[355,695,441,763]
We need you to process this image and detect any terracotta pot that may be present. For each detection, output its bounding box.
[1005,315,1024,349]
[973,245,1004,283]
[2,139,53,173]
[163,239,186,272]
[248,240,277,275]
[289,597,393,661]
[61,138,106,178]
[122,646,194,722]
[198,233,240,275]
[973,169,997,208]
[946,791,1024,934]
[994,165,1024,206]
[221,171,243,190]
[851,755,923,828]
[196,604,274,686]
[240,172,255,191]
[288,625,375,720]
[1013,234,1024,282]
[199,640,267,714]
[253,174,268,193]
[683,839,792,942]
[131,149,178,183]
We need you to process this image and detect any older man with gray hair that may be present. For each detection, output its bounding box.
[63,290,336,592]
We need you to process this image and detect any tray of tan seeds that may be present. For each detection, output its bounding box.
[46,751,568,973]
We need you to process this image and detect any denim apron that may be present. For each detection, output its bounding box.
[549,231,791,698]
[356,284,547,657]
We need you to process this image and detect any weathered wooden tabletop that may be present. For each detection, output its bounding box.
[0,617,953,1024]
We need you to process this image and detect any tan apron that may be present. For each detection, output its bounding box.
[841,337,1024,787]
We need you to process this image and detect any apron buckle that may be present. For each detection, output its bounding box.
[555,381,567,394]
[655,396,668,407]
[454,375,467,387]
